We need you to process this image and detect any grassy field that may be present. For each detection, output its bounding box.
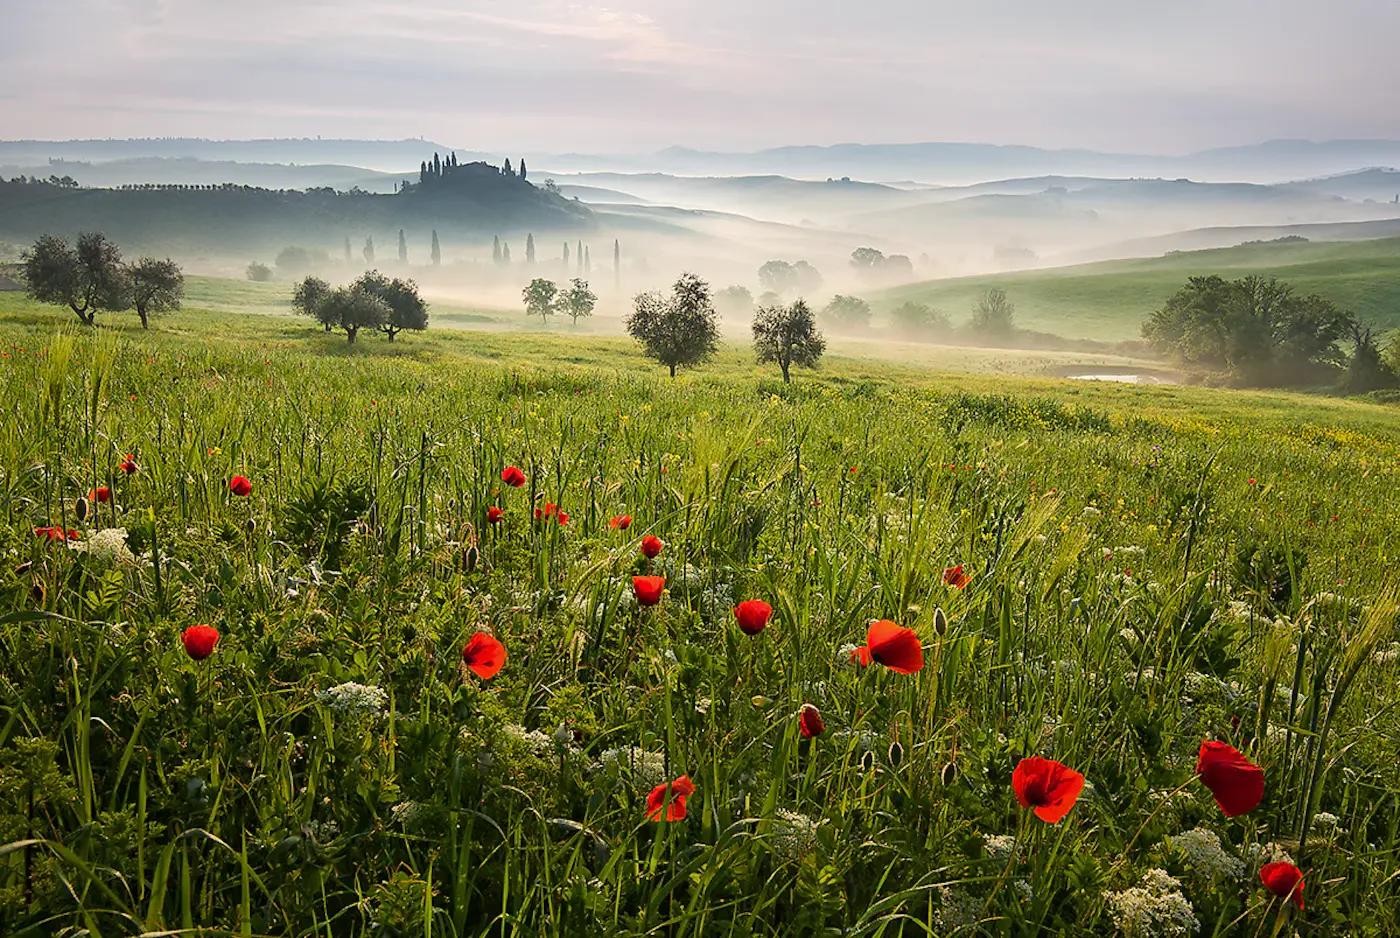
[2,298,1399,935]
[872,236,1400,342]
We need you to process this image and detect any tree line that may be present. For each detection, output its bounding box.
[291,272,429,344]
[20,232,183,328]
[1143,274,1396,391]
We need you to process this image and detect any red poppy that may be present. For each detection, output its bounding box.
[119,455,139,474]
[33,526,79,542]
[610,514,633,530]
[942,564,971,589]
[181,624,220,660]
[501,465,526,488]
[487,506,504,524]
[798,704,825,738]
[645,774,696,822]
[640,534,664,559]
[1259,862,1304,910]
[90,486,112,503]
[556,511,570,526]
[734,599,773,635]
[229,475,252,497]
[855,619,924,674]
[633,575,665,607]
[1012,756,1085,823]
[462,631,506,679]
[1196,740,1264,817]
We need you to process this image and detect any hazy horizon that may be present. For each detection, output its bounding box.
[5,1,1400,154]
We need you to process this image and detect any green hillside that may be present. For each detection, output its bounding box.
[872,236,1400,341]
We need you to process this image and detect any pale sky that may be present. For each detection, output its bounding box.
[2,0,1398,154]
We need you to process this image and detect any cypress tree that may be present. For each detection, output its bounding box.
[419,161,428,184]
[519,159,527,181]
[431,230,441,266]
[576,240,583,275]
[525,233,536,264]
[492,236,501,265]
[398,229,407,263]
[433,152,441,177]
[563,242,570,269]
[614,239,620,290]
[502,243,511,263]
[503,158,513,177]
[584,245,591,274]
[344,236,352,263]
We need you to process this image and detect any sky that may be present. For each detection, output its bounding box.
[2,0,1399,155]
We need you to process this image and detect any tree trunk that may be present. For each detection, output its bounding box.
[385,329,396,341]
[669,363,677,378]
[324,323,333,333]
[138,308,149,329]
[346,327,357,344]
[782,361,791,383]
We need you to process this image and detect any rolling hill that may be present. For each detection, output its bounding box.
[870,236,1400,341]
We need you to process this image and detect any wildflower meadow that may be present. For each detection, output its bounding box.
[2,315,1399,936]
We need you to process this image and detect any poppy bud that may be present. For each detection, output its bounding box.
[933,607,948,637]
[750,695,770,708]
[75,496,90,522]
[462,545,480,574]
[245,516,258,535]
[859,750,876,772]
[15,561,33,576]
[940,761,958,785]
[887,741,905,766]
[30,581,46,605]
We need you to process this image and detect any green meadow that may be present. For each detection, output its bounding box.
[1,291,1398,935]
[873,236,1400,341]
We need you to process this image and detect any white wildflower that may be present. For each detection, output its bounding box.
[501,723,554,757]
[599,746,667,787]
[1169,827,1245,880]
[1105,869,1199,937]
[769,809,821,863]
[983,833,1017,861]
[70,527,137,566]
[318,682,388,718]
[933,885,981,932]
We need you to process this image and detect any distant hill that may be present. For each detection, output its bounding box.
[0,167,593,259]
[1081,216,1400,260]
[1278,167,1400,203]
[0,156,412,193]
[869,236,1400,341]
[0,138,469,172]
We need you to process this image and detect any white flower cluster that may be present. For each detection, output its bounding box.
[769,809,821,864]
[983,833,1017,861]
[598,746,668,787]
[933,885,982,932]
[1169,827,1245,880]
[1242,841,1294,872]
[1105,869,1199,937]
[318,682,388,718]
[390,800,431,828]
[501,723,554,757]
[71,527,137,566]
[1372,642,1400,666]
[1311,811,1342,832]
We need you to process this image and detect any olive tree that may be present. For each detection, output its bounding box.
[522,278,558,324]
[317,286,388,344]
[22,232,130,325]
[355,270,429,340]
[126,257,184,328]
[753,299,826,383]
[625,272,719,378]
[292,276,333,330]
[559,278,597,326]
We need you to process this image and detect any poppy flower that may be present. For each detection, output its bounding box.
[501,465,526,487]
[610,514,633,530]
[1196,740,1264,817]
[1259,862,1304,910]
[487,506,504,524]
[181,624,220,660]
[733,599,773,635]
[640,534,664,559]
[645,774,696,822]
[462,631,506,679]
[89,486,112,504]
[854,619,924,674]
[633,575,665,607]
[229,475,252,497]
[798,703,825,738]
[942,564,971,589]
[556,511,570,526]
[119,455,139,474]
[1012,756,1085,823]
[33,526,79,542]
